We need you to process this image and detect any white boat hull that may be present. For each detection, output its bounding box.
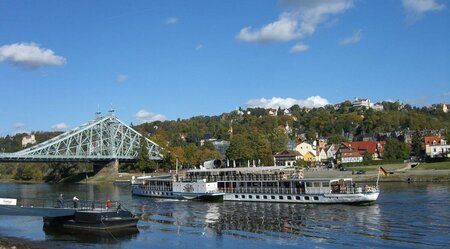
[223,192,379,204]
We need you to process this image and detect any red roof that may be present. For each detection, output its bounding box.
[340,149,364,158]
[424,136,445,145]
[342,141,385,154]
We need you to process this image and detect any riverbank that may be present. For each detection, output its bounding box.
[0,236,66,249]
[304,168,450,182]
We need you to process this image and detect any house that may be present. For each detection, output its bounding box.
[283,109,292,116]
[303,151,316,163]
[432,104,450,113]
[353,97,370,108]
[338,149,364,164]
[295,142,316,159]
[21,134,36,147]
[424,136,450,158]
[372,102,384,111]
[274,150,301,166]
[326,144,340,161]
[268,108,277,116]
[341,141,386,160]
[317,148,327,162]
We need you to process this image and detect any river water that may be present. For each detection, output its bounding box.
[0,182,448,249]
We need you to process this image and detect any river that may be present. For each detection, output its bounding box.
[0,182,448,248]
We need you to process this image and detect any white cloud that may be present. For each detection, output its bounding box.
[246,96,330,109]
[402,0,445,13]
[339,30,362,45]
[117,74,128,82]
[402,0,446,22]
[0,43,66,69]
[15,122,25,130]
[441,91,450,97]
[134,109,166,124]
[51,123,69,131]
[166,17,179,24]
[290,43,309,52]
[237,18,301,42]
[195,44,203,50]
[236,0,354,43]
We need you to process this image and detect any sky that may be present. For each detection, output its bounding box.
[0,0,449,135]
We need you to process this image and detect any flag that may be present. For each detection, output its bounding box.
[379,166,388,176]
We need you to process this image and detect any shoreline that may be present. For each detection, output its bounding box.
[303,169,450,182]
[1,169,450,184]
[0,235,67,249]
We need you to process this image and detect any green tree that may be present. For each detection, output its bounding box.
[226,134,253,164]
[410,131,422,157]
[384,138,410,160]
[269,128,289,153]
[136,138,155,172]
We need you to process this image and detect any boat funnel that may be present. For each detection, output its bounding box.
[203,159,222,169]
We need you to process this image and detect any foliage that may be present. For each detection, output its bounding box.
[136,138,155,173]
[384,138,411,160]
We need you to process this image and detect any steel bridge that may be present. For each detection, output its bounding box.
[0,112,162,163]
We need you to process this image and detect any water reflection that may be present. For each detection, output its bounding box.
[43,226,139,244]
[0,182,448,249]
[134,197,382,243]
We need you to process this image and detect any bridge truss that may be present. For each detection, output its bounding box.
[0,113,162,162]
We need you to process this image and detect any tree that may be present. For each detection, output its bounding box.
[269,128,289,153]
[226,134,253,164]
[384,138,410,160]
[410,131,422,157]
[136,138,155,172]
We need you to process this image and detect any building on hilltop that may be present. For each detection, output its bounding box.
[432,103,450,113]
[352,97,370,108]
[21,134,36,147]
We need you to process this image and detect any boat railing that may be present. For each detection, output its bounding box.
[182,174,291,182]
[135,185,172,191]
[12,198,128,212]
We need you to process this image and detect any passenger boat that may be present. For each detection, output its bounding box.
[131,161,379,204]
[131,175,225,201]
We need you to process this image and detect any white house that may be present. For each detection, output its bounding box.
[318,148,327,162]
[326,144,340,160]
[22,134,36,147]
[425,136,450,158]
[353,97,370,108]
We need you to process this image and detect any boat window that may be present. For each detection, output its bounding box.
[271,196,275,200]
[249,195,253,199]
[256,195,260,199]
[242,195,246,199]
[279,196,284,200]
[304,196,310,200]
[287,196,292,200]
[306,182,312,187]
[322,182,330,187]
[313,182,321,187]
[263,195,268,199]
[235,195,238,198]
[313,196,319,201]
[295,196,301,200]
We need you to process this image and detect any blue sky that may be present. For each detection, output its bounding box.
[0,0,449,135]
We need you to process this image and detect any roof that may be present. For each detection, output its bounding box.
[424,136,445,145]
[274,150,301,157]
[340,149,364,158]
[342,141,385,154]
